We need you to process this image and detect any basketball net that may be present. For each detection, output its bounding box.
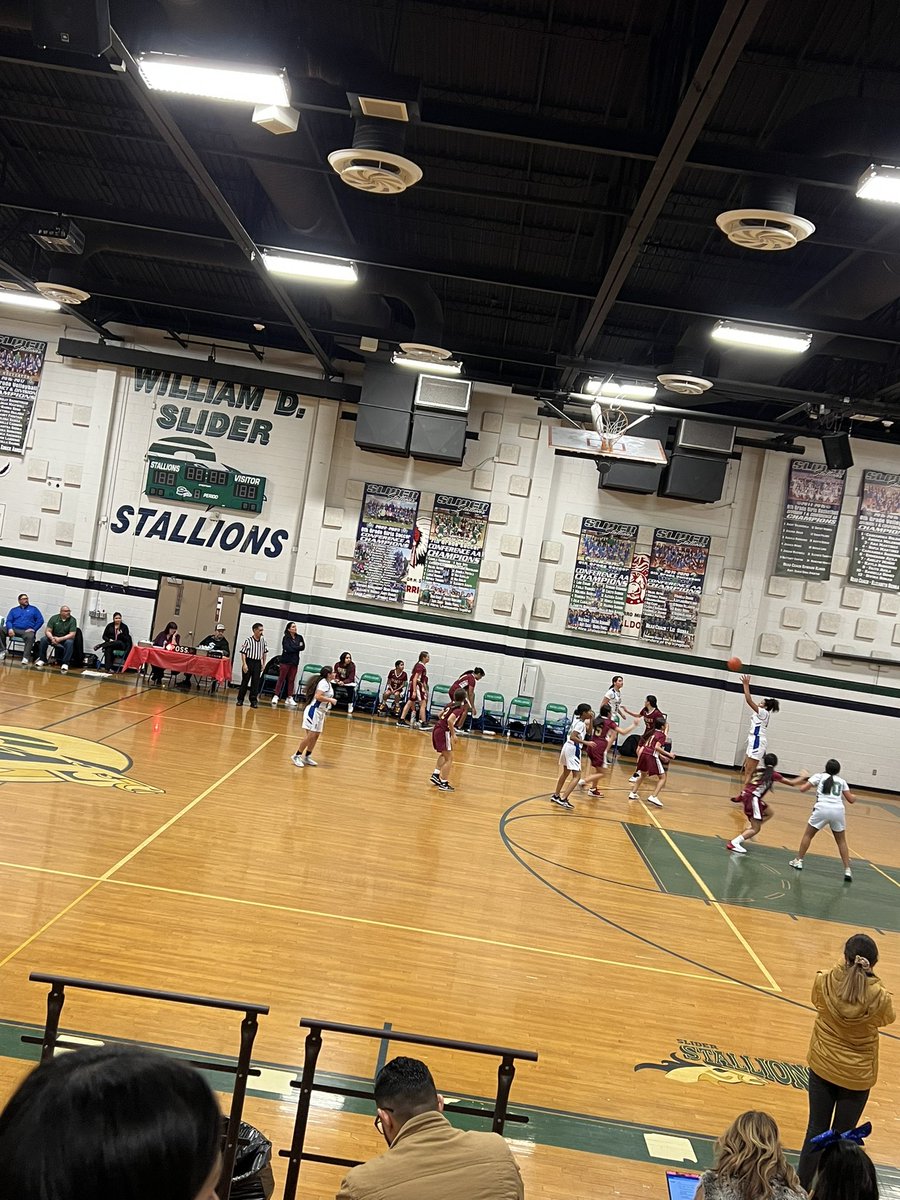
[591,402,629,452]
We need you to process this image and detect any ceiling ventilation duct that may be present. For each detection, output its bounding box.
[656,323,714,396]
[656,373,713,396]
[328,117,423,194]
[716,180,815,251]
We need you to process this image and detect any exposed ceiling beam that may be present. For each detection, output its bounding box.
[568,0,772,374]
[0,251,114,339]
[100,28,337,378]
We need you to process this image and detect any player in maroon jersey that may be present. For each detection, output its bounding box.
[397,650,430,729]
[627,718,674,807]
[577,703,624,795]
[725,752,805,853]
[379,659,408,716]
[448,666,485,733]
[628,695,668,784]
[429,688,467,791]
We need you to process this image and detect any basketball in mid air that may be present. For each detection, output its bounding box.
[726,656,742,672]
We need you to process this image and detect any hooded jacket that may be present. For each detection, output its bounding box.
[807,962,895,1089]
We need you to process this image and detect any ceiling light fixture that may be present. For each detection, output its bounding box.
[391,350,462,375]
[259,251,357,284]
[856,163,900,204]
[136,53,291,106]
[0,289,61,312]
[711,320,812,353]
[584,377,657,401]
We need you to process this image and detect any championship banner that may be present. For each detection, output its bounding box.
[420,494,490,613]
[621,551,650,639]
[774,459,846,580]
[349,483,421,603]
[566,519,638,634]
[0,335,47,454]
[848,469,900,591]
[641,529,711,649]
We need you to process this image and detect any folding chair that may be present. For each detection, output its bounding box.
[477,691,506,734]
[504,695,533,739]
[354,673,382,714]
[542,702,569,746]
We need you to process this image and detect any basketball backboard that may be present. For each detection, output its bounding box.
[549,424,667,465]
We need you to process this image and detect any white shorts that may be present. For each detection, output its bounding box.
[808,802,846,832]
[745,736,767,761]
[302,701,327,734]
[559,742,582,772]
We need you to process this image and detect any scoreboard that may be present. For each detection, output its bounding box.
[144,458,266,514]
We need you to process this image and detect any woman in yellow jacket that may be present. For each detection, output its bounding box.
[797,932,894,1187]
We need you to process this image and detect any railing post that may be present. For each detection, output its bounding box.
[493,1055,516,1135]
[217,1010,260,1200]
[40,982,66,1063]
[282,1025,323,1200]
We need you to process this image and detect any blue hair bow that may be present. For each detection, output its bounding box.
[809,1121,871,1149]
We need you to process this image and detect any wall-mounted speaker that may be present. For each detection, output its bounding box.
[676,418,735,455]
[659,452,728,503]
[32,0,111,55]
[821,433,853,471]
[409,412,467,465]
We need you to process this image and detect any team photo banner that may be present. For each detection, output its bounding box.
[420,494,490,614]
[566,518,638,635]
[640,529,711,649]
[349,483,421,604]
[774,459,846,580]
[0,334,47,454]
[848,469,900,591]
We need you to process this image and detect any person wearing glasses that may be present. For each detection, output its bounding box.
[336,1056,522,1199]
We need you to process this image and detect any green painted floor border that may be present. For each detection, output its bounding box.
[1,1019,898,1190]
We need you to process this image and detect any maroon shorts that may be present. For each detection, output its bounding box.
[636,749,665,778]
[739,791,768,821]
[432,725,451,753]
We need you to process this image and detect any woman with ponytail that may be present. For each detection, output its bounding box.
[789,759,856,879]
[797,933,895,1188]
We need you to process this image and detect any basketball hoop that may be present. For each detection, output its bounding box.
[591,402,629,452]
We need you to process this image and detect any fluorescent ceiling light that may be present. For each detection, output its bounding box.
[856,163,900,204]
[711,320,811,353]
[585,377,657,400]
[391,351,462,375]
[260,251,357,284]
[136,53,290,106]
[0,290,61,311]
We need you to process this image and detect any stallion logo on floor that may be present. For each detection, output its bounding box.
[0,727,163,793]
[634,1039,808,1090]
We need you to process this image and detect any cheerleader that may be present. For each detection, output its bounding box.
[291,667,336,767]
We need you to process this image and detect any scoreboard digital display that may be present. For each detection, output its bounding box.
[144,458,266,514]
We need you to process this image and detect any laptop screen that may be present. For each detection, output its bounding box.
[666,1171,701,1200]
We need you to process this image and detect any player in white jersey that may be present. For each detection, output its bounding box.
[740,674,780,784]
[790,758,857,880]
[550,703,593,810]
[292,667,336,767]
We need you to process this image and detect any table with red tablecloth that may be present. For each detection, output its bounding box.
[122,646,233,685]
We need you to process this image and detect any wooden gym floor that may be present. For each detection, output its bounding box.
[0,663,898,1198]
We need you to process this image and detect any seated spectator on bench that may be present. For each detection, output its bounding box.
[696,1111,805,1200]
[150,620,180,686]
[333,651,357,713]
[0,1044,222,1200]
[379,660,408,715]
[95,611,132,671]
[35,605,79,672]
[0,592,43,666]
[337,1056,523,1199]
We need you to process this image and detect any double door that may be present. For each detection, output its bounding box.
[152,578,243,655]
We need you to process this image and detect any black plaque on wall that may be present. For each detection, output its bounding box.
[774,459,846,580]
[848,470,900,592]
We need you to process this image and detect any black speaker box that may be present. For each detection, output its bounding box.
[660,452,728,503]
[409,412,467,465]
[358,362,416,412]
[354,405,411,456]
[32,0,111,55]
[821,433,853,471]
[599,459,665,495]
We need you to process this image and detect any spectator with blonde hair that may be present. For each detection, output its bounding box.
[696,1111,804,1200]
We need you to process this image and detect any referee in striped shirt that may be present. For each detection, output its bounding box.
[236,623,267,708]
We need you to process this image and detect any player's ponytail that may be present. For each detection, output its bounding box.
[305,667,332,703]
[760,752,778,790]
[839,933,878,1005]
[823,758,841,797]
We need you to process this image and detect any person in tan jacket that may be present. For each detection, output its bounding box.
[797,932,895,1187]
[336,1056,524,1200]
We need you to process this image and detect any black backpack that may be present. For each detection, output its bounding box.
[620,733,640,758]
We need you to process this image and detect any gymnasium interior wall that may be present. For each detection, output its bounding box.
[0,314,897,783]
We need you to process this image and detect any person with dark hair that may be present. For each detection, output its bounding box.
[336,1055,522,1199]
[628,717,674,807]
[379,660,408,716]
[448,666,485,733]
[635,694,666,749]
[0,592,44,666]
[95,611,132,672]
[810,1136,879,1200]
[740,674,780,784]
[790,759,858,879]
[696,1110,804,1200]
[550,702,593,810]
[236,623,267,709]
[0,1044,222,1200]
[726,754,808,854]
[271,621,304,707]
[796,933,895,1188]
[292,666,336,767]
[429,688,467,792]
[150,620,180,686]
[397,651,430,730]
[333,651,358,713]
[35,604,79,673]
